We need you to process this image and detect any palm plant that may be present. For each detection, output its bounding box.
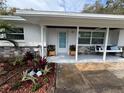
[22,70,42,92]
[22,70,37,85]
[41,64,52,75]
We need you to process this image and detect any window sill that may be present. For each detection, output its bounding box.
[14,40,25,43]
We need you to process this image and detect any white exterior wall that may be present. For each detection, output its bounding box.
[0,23,41,46]
[22,24,41,43]
[118,29,124,46]
[47,28,58,53]
[47,28,76,54]
[108,30,119,45]
[68,29,77,45]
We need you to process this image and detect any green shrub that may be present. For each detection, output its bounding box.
[11,82,22,90]
[10,56,24,66]
[31,83,42,92]
[43,77,49,83]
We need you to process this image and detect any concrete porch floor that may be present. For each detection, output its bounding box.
[55,63,124,93]
[47,54,124,63]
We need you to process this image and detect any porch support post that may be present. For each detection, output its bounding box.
[103,27,109,61]
[40,25,44,58]
[76,26,79,61]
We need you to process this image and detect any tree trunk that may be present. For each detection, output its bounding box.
[0,38,18,49]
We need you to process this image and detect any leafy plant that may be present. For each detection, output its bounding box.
[30,56,47,69]
[39,56,47,69]
[43,77,49,83]
[10,56,24,66]
[11,82,22,90]
[69,45,76,51]
[23,51,34,62]
[23,51,47,70]
[22,70,37,85]
[41,64,52,75]
[23,51,35,68]
[31,83,42,92]
[0,21,14,30]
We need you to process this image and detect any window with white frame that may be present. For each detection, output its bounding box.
[78,32,91,44]
[78,31,105,44]
[0,28,24,40]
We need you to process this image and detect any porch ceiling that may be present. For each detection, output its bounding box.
[16,10,124,28]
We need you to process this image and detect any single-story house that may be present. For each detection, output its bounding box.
[1,10,124,63]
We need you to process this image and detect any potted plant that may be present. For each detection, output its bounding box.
[47,45,56,56]
[69,45,76,56]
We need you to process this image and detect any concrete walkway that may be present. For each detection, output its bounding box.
[55,63,124,93]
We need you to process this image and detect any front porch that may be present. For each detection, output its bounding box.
[47,54,124,63]
[44,26,124,63]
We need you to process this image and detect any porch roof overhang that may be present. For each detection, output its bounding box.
[0,15,28,24]
[0,16,25,21]
[16,10,124,28]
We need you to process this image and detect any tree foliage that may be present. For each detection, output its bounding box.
[83,0,124,14]
[0,0,18,48]
[83,0,104,13]
[0,0,16,15]
[0,21,18,48]
[0,21,14,30]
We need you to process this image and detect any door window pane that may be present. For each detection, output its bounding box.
[59,32,66,48]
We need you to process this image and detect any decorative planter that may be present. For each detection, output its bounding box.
[48,51,56,56]
[69,51,75,56]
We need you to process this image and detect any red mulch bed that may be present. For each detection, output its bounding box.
[0,62,56,93]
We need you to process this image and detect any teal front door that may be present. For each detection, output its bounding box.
[58,32,67,53]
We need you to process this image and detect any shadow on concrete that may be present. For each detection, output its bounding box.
[55,64,124,93]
